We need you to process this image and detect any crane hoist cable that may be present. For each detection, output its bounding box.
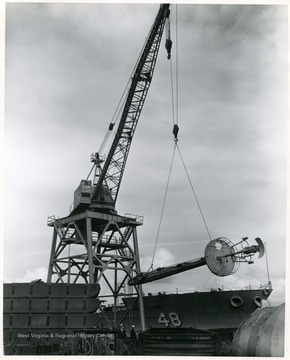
[98,29,156,157]
[150,141,178,270]
[150,5,212,270]
[150,6,178,270]
[167,6,177,128]
[176,143,212,241]
[171,5,211,242]
[98,70,135,156]
[175,5,179,127]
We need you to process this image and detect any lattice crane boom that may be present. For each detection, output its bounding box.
[73,4,171,214]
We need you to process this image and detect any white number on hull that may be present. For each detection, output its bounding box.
[157,312,182,327]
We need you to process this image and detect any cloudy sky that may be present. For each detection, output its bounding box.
[3,2,288,306]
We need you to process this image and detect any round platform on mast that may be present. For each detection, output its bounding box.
[204,237,239,276]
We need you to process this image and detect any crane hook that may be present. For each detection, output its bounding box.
[173,124,179,141]
[165,39,173,60]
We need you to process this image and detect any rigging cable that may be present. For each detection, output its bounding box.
[151,4,211,270]
[176,143,212,241]
[169,56,175,126]
[173,3,211,241]
[264,242,271,285]
[98,32,151,156]
[150,5,178,269]
[175,5,179,126]
[150,142,178,270]
[264,242,272,307]
[98,77,130,155]
[168,5,178,127]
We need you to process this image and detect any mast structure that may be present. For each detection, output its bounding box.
[47,4,171,331]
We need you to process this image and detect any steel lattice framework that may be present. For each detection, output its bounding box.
[47,4,171,331]
[47,212,144,285]
[72,4,170,214]
[47,212,145,329]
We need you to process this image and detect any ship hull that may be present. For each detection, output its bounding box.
[98,288,272,332]
[3,283,272,355]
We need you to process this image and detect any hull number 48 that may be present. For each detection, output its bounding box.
[158,312,182,327]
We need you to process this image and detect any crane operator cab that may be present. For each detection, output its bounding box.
[73,179,93,209]
[72,152,115,214]
[73,179,115,213]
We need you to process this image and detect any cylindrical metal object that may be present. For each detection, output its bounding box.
[232,303,285,356]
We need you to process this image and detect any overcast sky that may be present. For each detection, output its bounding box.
[3,3,288,306]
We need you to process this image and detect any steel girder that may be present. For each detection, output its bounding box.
[47,211,145,329]
[90,5,170,209]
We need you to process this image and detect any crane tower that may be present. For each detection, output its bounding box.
[47,4,171,330]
